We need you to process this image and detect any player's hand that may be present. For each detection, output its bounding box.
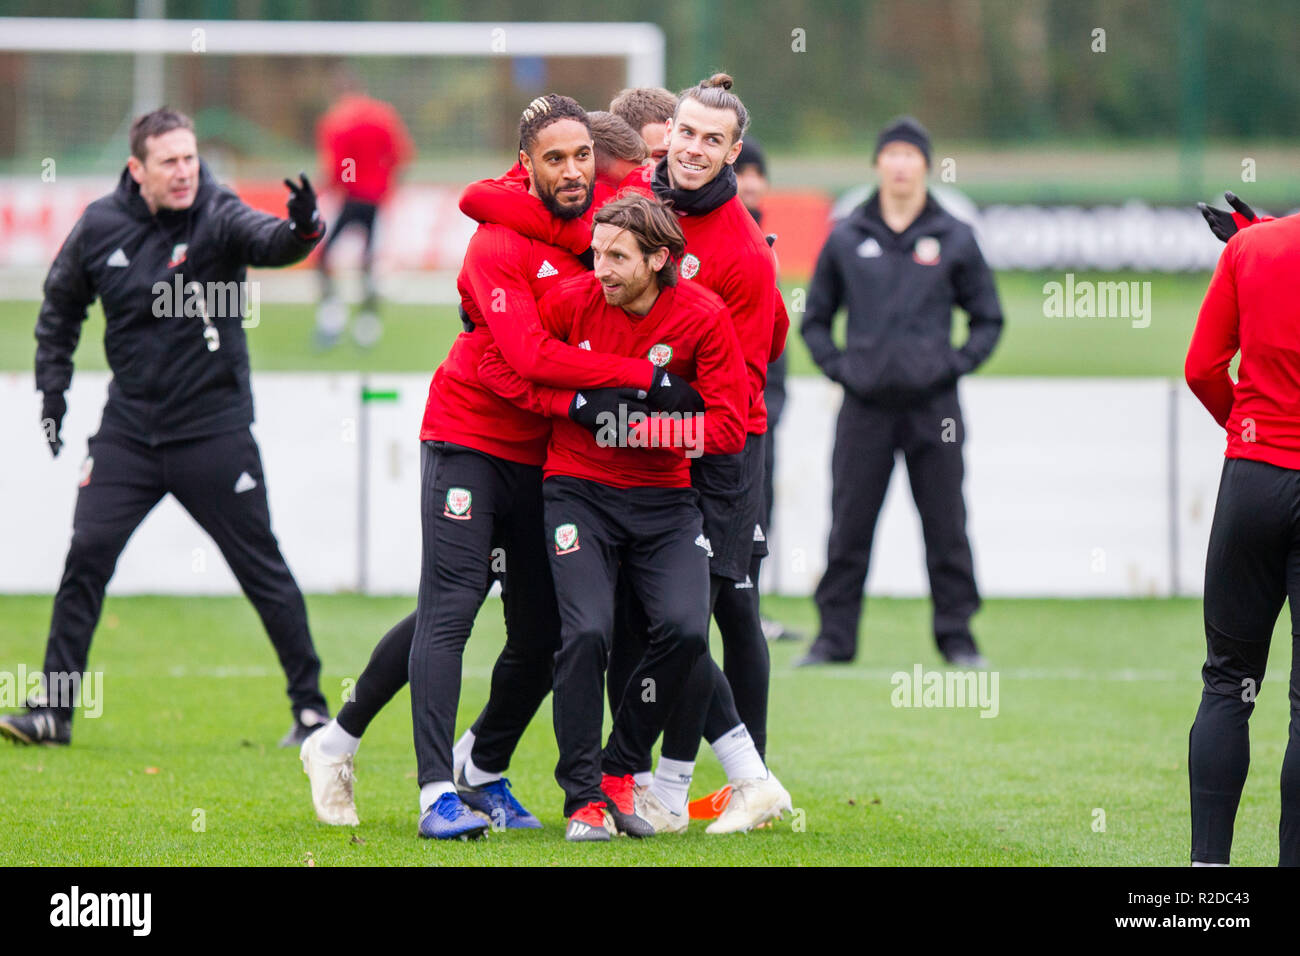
[646,370,705,415]
[822,352,849,387]
[41,391,66,458]
[568,387,649,436]
[284,172,323,240]
[1198,191,1259,243]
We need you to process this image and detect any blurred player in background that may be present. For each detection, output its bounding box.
[1,108,331,748]
[732,136,800,644]
[610,86,676,164]
[585,111,649,206]
[798,116,1003,669]
[1187,192,1299,867]
[313,69,414,349]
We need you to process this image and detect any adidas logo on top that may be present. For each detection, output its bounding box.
[578,340,591,350]
[536,259,559,278]
[107,248,129,267]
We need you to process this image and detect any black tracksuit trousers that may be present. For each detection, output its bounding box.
[408,441,561,788]
[334,444,559,776]
[41,428,328,722]
[544,476,709,816]
[606,433,771,766]
[1190,456,1300,866]
[812,385,980,661]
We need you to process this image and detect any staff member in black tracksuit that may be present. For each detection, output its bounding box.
[797,117,1003,668]
[0,108,331,747]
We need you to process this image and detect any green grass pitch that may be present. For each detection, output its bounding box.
[1,270,1210,379]
[0,594,1291,866]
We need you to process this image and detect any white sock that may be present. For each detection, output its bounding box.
[464,754,502,787]
[650,757,695,815]
[633,771,652,788]
[316,719,360,758]
[710,724,767,781]
[419,781,457,813]
[451,729,475,773]
[1191,861,1228,867]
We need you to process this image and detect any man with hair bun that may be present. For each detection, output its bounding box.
[476,192,748,840]
[613,73,793,834]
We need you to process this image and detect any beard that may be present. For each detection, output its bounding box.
[538,180,593,221]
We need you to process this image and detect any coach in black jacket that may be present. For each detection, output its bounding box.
[798,116,1003,668]
[1,108,331,747]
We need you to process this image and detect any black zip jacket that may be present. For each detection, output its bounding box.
[34,161,322,445]
[801,191,1003,406]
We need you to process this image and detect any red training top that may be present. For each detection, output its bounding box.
[1186,214,1300,469]
[478,272,747,488]
[315,94,415,204]
[422,190,656,466]
[458,170,782,436]
[674,196,779,435]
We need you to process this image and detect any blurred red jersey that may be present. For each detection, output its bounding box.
[1186,214,1300,469]
[316,94,414,204]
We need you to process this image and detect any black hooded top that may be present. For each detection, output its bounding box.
[35,160,322,445]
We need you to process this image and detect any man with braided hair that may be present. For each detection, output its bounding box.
[298,95,692,840]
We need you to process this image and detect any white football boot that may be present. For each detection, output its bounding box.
[635,786,689,834]
[351,311,382,348]
[300,730,360,826]
[705,772,793,834]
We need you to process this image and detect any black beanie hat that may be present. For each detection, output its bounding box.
[735,137,767,177]
[874,116,931,166]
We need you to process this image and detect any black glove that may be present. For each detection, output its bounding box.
[645,369,705,414]
[458,304,475,333]
[41,391,66,458]
[284,173,322,240]
[568,387,649,436]
[1198,191,1258,243]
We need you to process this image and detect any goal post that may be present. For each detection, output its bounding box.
[0,17,666,174]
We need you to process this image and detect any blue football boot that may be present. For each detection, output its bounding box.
[418,791,490,841]
[455,769,542,829]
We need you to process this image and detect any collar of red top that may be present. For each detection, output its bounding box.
[651,158,738,216]
[626,278,676,325]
